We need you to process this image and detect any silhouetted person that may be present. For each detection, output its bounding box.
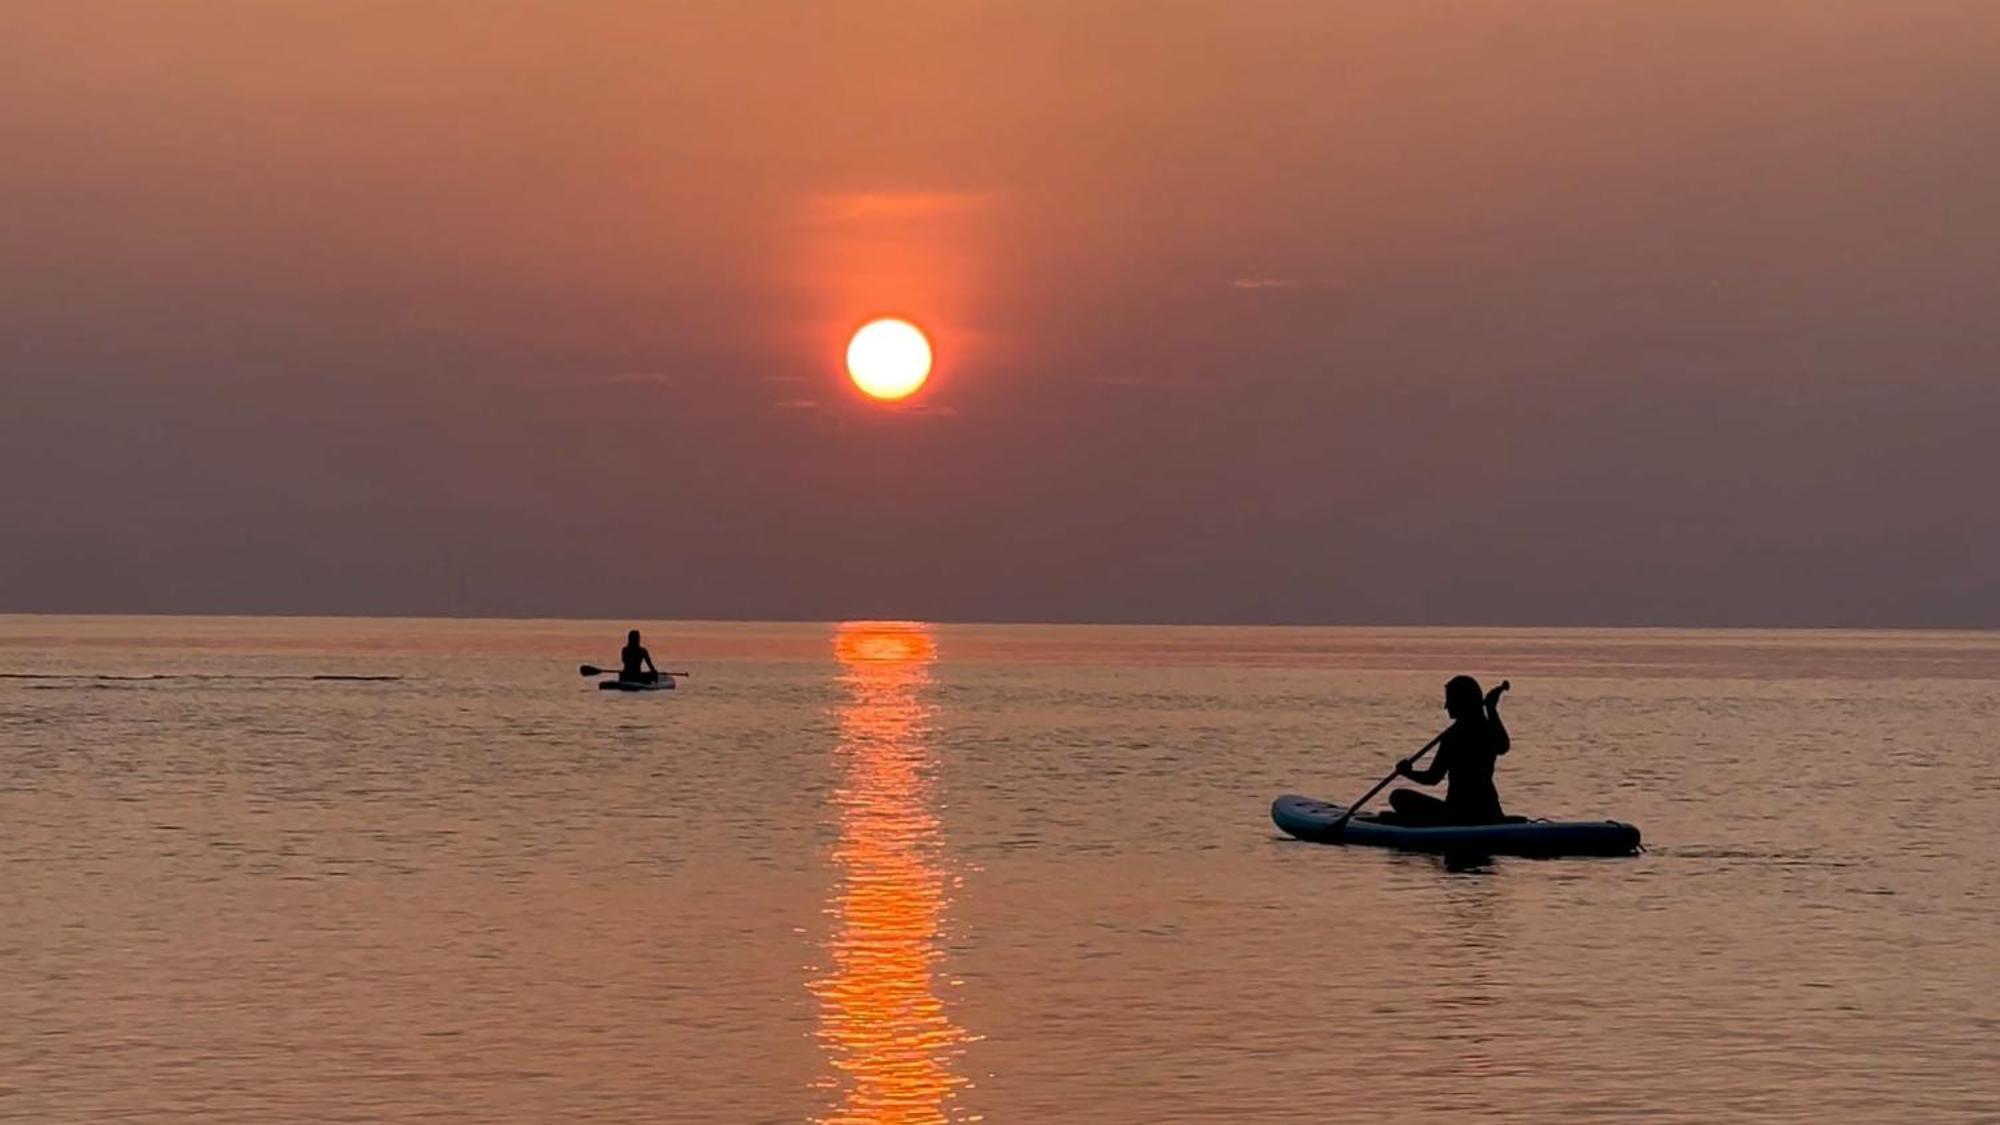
[620,629,659,684]
[1388,675,1510,825]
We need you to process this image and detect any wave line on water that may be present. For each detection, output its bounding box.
[0,673,404,682]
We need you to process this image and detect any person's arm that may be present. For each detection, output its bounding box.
[1399,738,1451,785]
[644,648,659,674]
[1485,682,1510,755]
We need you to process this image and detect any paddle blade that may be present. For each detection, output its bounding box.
[579,664,605,677]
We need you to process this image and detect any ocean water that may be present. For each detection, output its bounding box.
[1,616,1995,1123]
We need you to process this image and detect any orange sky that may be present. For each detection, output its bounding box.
[3,3,1997,623]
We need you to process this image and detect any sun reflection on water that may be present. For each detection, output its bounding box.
[811,622,974,1124]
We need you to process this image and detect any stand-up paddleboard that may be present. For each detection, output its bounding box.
[1272,794,1640,857]
[599,676,675,692]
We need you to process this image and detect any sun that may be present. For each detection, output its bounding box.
[846,318,932,401]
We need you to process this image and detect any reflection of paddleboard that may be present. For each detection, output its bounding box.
[599,676,675,692]
[1271,794,1640,857]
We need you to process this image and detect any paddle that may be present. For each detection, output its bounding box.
[578,664,691,678]
[1329,679,1508,836]
[1328,730,1446,837]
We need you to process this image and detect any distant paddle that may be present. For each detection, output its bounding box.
[578,664,690,678]
[1330,680,1508,836]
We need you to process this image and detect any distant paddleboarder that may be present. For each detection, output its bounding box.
[620,629,660,685]
[1387,675,1510,825]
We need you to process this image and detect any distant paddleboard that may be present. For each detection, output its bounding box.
[599,676,675,692]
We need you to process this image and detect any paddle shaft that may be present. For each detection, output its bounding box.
[1331,730,1445,833]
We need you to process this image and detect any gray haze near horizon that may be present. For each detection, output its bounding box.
[3,2,1997,627]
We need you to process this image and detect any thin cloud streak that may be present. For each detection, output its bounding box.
[805,191,996,226]
[1229,277,1339,291]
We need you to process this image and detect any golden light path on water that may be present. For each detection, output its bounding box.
[811,622,974,1124]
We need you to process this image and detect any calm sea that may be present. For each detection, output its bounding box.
[1,617,1995,1122]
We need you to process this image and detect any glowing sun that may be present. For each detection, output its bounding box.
[846,318,932,401]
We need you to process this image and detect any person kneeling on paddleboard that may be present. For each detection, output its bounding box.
[620,630,660,685]
[1388,675,1510,826]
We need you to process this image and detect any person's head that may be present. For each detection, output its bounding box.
[1444,675,1484,720]
[627,630,641,645]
